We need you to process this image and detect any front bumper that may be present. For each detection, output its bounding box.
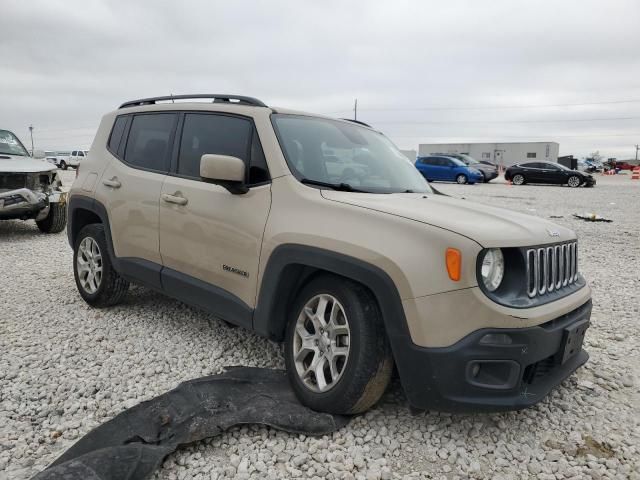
[483,170,499,181]
[0,188,66,220]
[396,299,591,412]
[584,177,596,187]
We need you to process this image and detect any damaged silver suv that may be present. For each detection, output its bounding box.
[0,129,67,233]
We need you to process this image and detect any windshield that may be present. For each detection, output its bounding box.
[458,154,479,165]
[272,115,432,194]
[0,130,29,157]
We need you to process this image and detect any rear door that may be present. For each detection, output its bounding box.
[94,112,177,289]
[158,112,271,324]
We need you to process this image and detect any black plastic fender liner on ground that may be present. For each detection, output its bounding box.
[33,368,348,480]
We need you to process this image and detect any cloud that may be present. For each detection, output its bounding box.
[1,0,639,157]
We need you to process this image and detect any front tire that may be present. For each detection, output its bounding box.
[73,224,129,307]
[567,175,581,188]
[284,275,393,414]
[60,160,67,170]
[36,203,66,233]
[456,174,468,184]
[512,174,525,185]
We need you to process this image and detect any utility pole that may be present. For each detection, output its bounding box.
[354,98,358,121]
[28,125,34,155]
[635,144,639,162]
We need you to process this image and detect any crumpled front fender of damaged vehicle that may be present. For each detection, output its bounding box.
[0,172,66,220]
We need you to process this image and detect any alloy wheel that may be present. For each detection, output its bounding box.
[512,174,525,185]
[292,294,351,392]
[568,176,581,187]
[77,237,103,294]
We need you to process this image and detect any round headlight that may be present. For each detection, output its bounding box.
[480,248,504,292]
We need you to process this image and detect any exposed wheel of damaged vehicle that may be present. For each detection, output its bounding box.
[284,275,393,414]
[0,128,68,233]
[67,94,592,414]
[36,202,67,233]
[73,224,129,307]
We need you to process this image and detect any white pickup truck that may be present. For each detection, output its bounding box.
[52,150,88,170]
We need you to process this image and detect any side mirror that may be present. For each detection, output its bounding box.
[200,154,247,194]
[33,150,46,159]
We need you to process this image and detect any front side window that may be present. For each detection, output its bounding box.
[273,115,431,193]
[177,113,269,185]
[124,113,176,172]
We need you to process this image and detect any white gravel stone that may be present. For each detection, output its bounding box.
[1,172,639,479]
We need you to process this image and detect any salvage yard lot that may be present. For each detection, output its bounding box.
[1,173,639,479]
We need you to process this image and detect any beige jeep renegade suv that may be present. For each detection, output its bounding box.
[67,94,592,414]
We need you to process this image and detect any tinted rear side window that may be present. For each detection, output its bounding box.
[178,113,252,179]
[124,113,176,172]
[108,116,128,154]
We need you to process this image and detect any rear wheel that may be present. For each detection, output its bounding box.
[512,174,525,185]
[36,203,66,234]
[284,275,393,414]
[456,174,468,184]
[73,224,129,307]
[567,175,581,188]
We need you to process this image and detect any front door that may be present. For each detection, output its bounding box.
[95,112,177,289]
[159,113,271,325]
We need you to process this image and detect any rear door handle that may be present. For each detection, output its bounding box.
[102,177,121,188]
[161,193,188,206]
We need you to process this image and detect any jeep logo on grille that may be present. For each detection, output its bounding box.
[546,229,560,237]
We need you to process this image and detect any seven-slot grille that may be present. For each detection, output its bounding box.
[526,241,578,298]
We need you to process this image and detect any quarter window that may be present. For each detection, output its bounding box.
[108,116,128,155]
[124,113,176,172]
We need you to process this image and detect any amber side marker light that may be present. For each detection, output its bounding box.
[446,248,462,281]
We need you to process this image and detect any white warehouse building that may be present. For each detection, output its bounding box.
[417,142,559,168]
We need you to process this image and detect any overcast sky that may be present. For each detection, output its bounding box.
[1,0,639,159]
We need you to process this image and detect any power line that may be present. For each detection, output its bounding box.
[321,98,640,115]
[374,116,640,125]
[388,133,640,138]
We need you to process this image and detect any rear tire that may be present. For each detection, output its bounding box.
[284,274,393,414]
[36,203,66,234]
[512,174,525,185]
[456,174,468,184]
[73,224,129,307]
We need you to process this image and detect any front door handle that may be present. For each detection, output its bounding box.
[161,193,188,206]
[102,177,121,188]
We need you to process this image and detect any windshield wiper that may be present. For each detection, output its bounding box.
[300,178,369,193]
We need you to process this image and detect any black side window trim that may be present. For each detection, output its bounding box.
[168,111,271,188]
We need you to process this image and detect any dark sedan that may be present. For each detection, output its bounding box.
[505,161,595,187]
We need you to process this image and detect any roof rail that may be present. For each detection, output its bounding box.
[340,118,372,128]
[119,94,268,109]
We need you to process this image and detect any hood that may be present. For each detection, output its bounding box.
[0,154,57,173]
[321,191,576,248]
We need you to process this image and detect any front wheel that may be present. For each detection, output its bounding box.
[36,203,66,233]
[60,160,67,170]
[567,175,581,188]
[456,174,468,184]
[512,174,525,185]
[284,275,393,414]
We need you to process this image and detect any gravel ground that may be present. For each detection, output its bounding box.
[1,172,639,480]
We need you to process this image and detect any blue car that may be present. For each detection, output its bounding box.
[415,155,484,184]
